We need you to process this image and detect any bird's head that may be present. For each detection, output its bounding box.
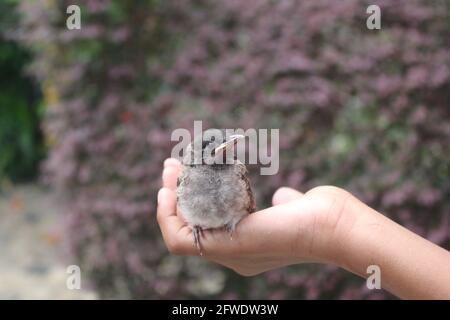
[183,129,245,167]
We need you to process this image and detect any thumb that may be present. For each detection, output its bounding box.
[272,187,304,206]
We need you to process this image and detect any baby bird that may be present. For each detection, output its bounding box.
[176,129,256,252]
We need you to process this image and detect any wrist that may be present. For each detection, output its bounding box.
[328,193,398,283]
[297,186,367,266]
[308,187,384,269]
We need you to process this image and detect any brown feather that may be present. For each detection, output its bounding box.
[236,162,256,213]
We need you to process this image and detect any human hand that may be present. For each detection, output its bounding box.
[157,158,450,298]
[157,158,361,276]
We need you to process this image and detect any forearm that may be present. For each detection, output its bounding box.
[338,199,450,299]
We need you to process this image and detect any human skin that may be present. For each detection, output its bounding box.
[157,158,450,299]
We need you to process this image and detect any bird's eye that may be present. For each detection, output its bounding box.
[210,136,215,142]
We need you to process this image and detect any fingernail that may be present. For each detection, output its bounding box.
[162,167,167,178]
[163,159,170,168]
[164,158,181,168]
[164,158,175,168]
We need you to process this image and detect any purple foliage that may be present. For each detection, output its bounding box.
[19,0,450,298]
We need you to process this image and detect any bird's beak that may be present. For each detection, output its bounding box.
[214,134,245,155]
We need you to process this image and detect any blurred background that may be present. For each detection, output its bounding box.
[0,0,449,299]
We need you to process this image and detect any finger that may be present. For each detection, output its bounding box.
[272,187,304,206]
[164,158,182,169]
[157,188,194,253]
[162,166,181,191]
[200,198,313,258]
[157,188,178,219]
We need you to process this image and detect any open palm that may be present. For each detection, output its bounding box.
[157,158,356,276]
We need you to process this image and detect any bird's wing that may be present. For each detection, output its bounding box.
[177,166,188,187]
[236,161,256,213]
[176,167,188,202]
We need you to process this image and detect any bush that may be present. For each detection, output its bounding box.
[20,0,450,299]
[0,0,43,182]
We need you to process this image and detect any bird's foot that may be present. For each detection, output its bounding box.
[192,225,204,255]
[225,224,235,240]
